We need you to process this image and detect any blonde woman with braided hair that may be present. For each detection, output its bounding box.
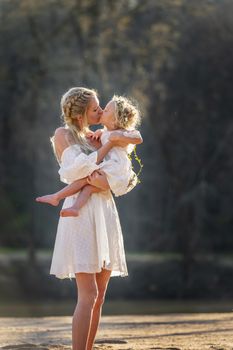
[36,87,142,350]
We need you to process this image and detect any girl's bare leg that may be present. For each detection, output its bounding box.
[86,269,111,350]
[72,273,98,350]
[60,185,101,217]
[36,178,88,206]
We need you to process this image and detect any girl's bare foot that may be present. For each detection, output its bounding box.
[36,194,60,206]
[60,207,80,217]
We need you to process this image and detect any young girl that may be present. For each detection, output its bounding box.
[36,95,143,217]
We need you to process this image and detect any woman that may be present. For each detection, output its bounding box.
[49,87,138,350]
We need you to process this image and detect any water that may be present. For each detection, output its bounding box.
[0,299,232,317]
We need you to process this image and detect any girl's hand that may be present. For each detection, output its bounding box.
[87,170,109,190]
[86,134,102,149]
[91,129,103,141]
[86,131,94,138]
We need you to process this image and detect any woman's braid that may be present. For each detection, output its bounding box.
[61,88,95,125]
[59,87,97,151]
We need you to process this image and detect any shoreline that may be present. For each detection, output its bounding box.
[1,313,233,350]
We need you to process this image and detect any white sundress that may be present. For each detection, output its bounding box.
[50,143,128,279]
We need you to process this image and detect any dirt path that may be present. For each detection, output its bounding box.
[0,313,233,350]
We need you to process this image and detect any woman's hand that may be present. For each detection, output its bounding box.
[87,170,109,190]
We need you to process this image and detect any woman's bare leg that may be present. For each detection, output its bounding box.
[36,178,88,206]
[72,273,98,350]
[86,269,112,350]
[60,185,101,217]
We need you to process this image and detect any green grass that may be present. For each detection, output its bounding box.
[0,248,181,259]
[1,247,233,264]
[126,252,182,262]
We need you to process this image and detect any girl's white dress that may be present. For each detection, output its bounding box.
[98,129,139,196]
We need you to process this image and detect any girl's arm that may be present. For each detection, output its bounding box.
[109,130,143,146]
[54,127,128,185]
[54,127,114,165]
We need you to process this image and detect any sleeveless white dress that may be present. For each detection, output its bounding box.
[50,144,128,279]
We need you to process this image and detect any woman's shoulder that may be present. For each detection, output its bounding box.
[54,127,76,145]
[53,127,76,162]
[54,127,72,142]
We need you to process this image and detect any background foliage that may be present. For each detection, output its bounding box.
[1,0,233,299]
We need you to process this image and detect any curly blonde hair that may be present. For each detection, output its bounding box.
[112,95,141,130]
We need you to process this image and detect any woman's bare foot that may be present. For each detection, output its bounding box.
[60,207,80,217]
[36,194,60,206]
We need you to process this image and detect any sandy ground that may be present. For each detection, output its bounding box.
[0,313,233,350]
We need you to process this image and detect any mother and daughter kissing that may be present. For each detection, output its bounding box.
[36,90,143,217]
[36,87,143,350]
